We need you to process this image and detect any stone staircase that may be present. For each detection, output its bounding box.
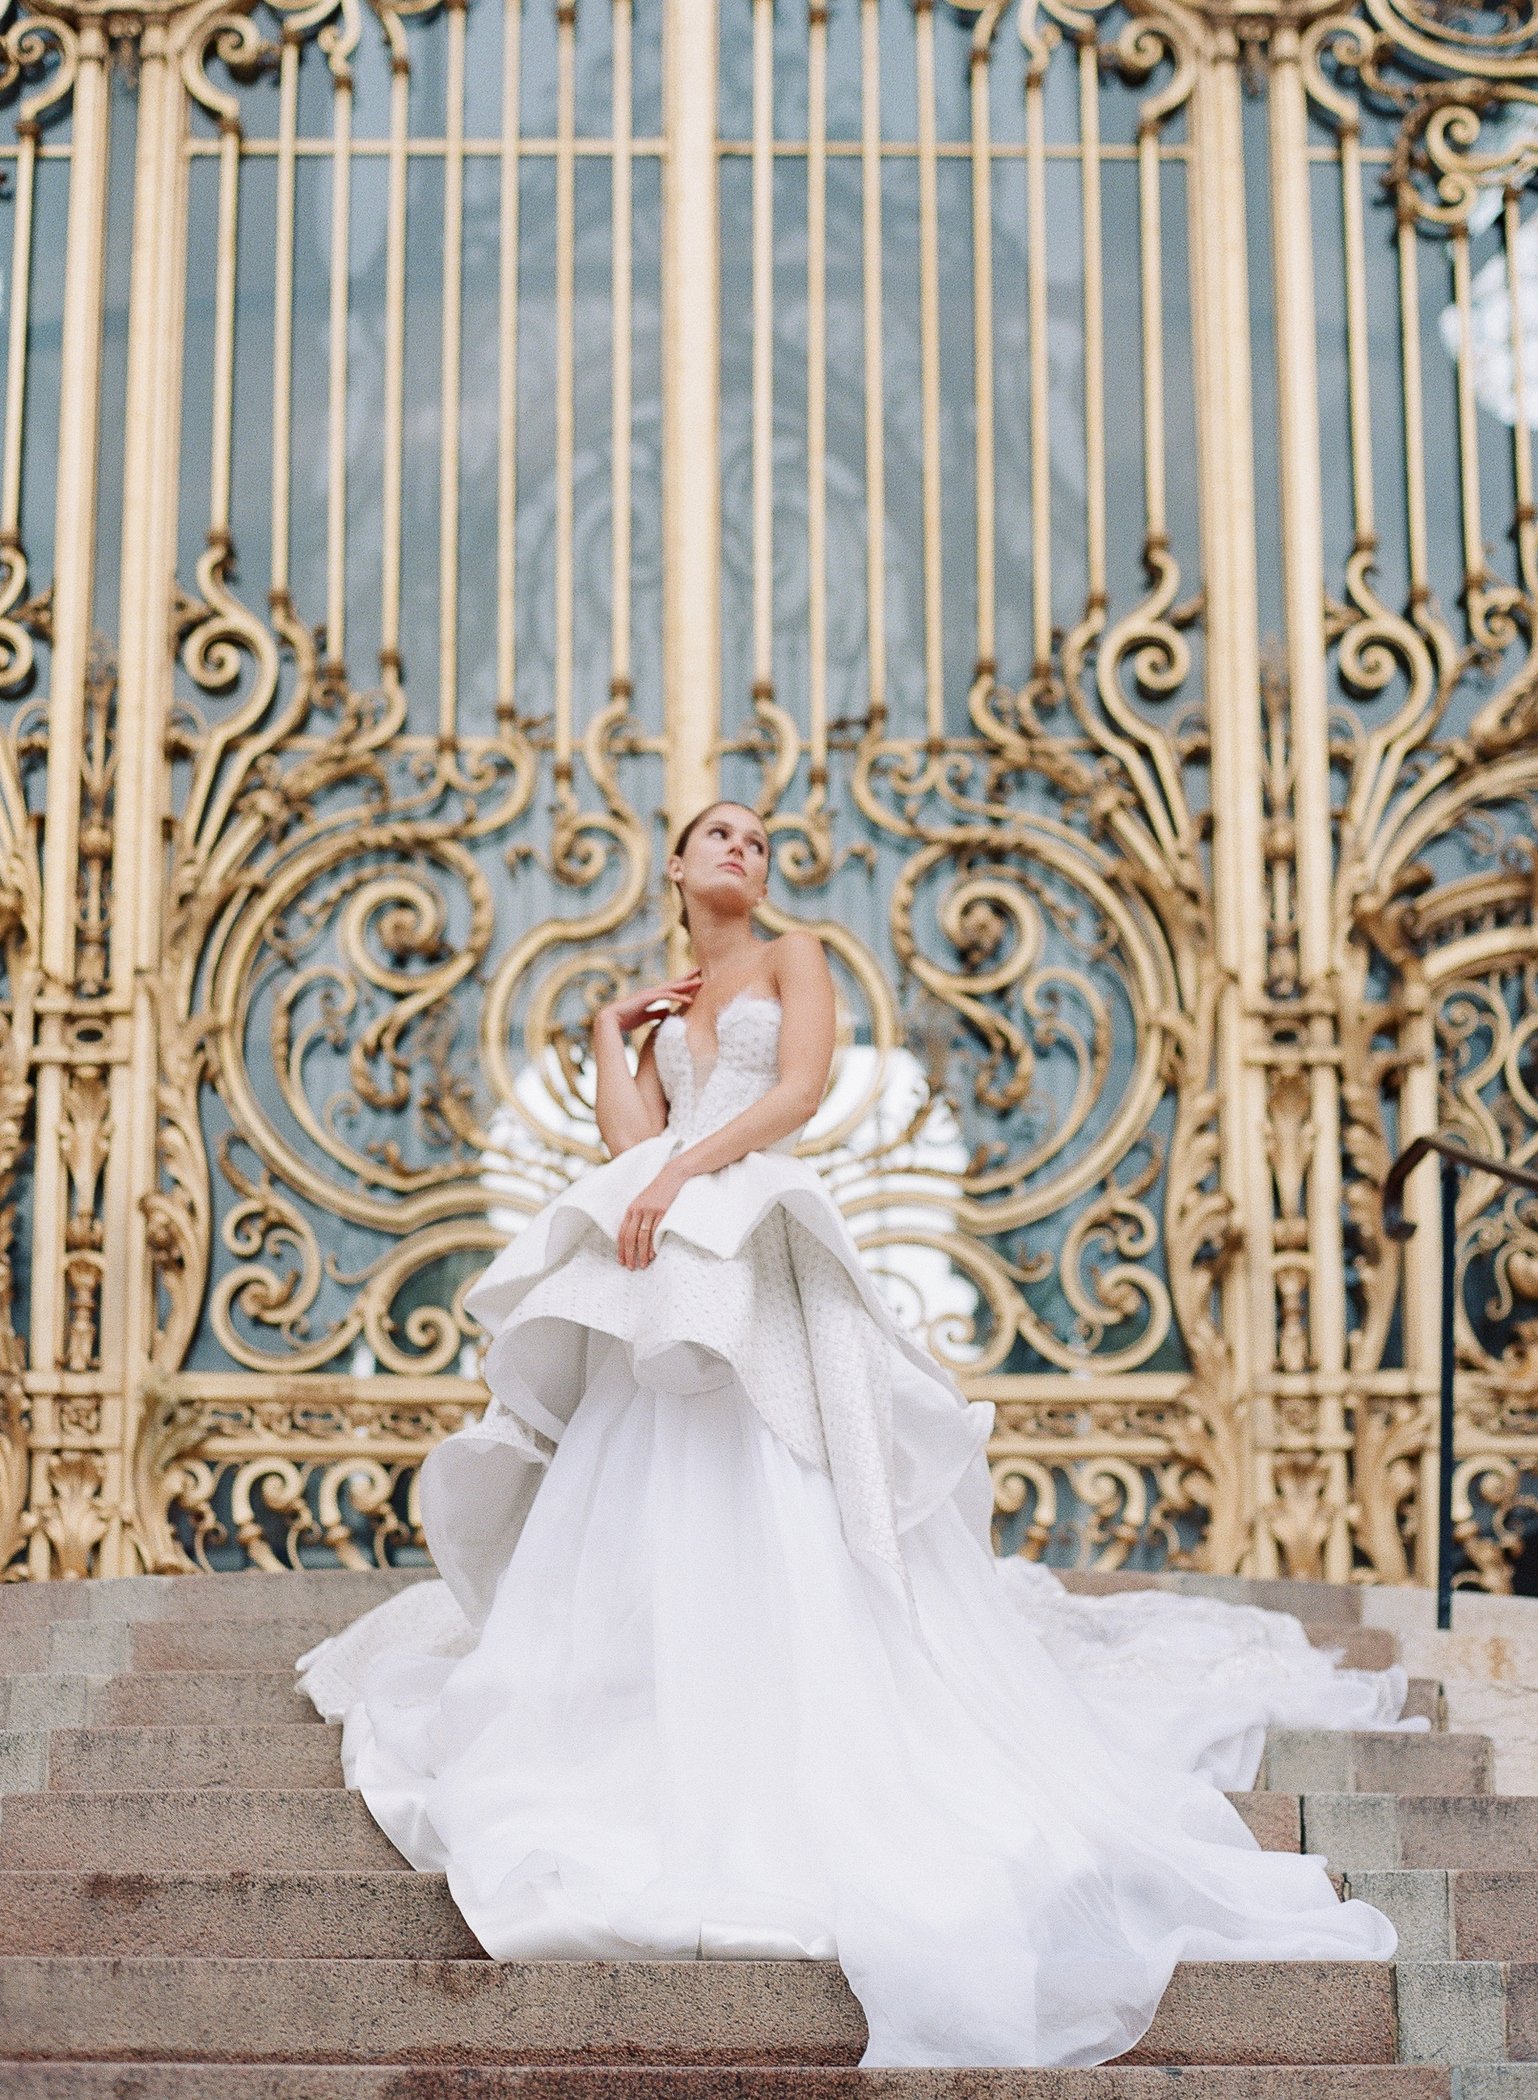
[0,1567,1535,2097]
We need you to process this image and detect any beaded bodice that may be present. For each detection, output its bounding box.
[654,993,800,1153]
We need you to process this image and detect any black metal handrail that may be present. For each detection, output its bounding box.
[1381,1134,1538,1628]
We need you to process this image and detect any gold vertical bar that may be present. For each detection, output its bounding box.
[611,0,634,689]
[806,0,827,771]
[914,0,943,738]
[439,0,467,738]
[1448,225,1484,595]
[207,120,241,545]
[379,33,410,670]
[1078,35,1104,607]
[270,37,299,601]
[31,21,111,1571]
[106,10,193,1573]
[860,0,885,720]
[497,0,523,716]
[1268,23,1350,1579]
[1137,118,1166,542]
[1186,20,1269,1568]
[1025,43,1051,678]
[751,0,774,696]
[661,0,720,827]
[1339,120,1374,546]
[1505,191,1536,598]
[969,14,996,673]
[554,0,577,778]
[1398,212,1428,600]
[325,56,354,663]
[1,121,38,538]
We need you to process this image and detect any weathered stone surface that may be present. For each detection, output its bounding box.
[1116,1961,1395,2065]
[1394,1963,1510,2065]
[45,1726,345,1792]
[1262,1734,1491,1799]
[1345,1872,1452,1962]
[1304,1796,1538,1872]
[0,2066,1460,2098]
[0,2064,1461,2098]
[1495,1964,1538,2063]
[123,1621,370,1674]
[0,1729,49,1796]
[1056,1572,1365,1626]
[0,1873,483,1959]
[0,1571,427,1631]
[0,1956,868,2066]
[89,1674,318,1728]
[1449,1876,1538,1962]
[1358,1592,1538,1796]
[1,1791,411,1874]
[1229,1791,1300,1850]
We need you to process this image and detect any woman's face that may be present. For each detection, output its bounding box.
[672,804,770,919]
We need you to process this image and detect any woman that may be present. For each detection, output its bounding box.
[298,799,1414,2069]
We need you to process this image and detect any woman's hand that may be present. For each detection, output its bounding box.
[616,1164,687,1269]
[603,969,702,1036]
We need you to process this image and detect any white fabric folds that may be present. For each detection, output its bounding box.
[299,992,1414,2069]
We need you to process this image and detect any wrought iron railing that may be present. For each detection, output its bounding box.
[1383,1137,1538,1629]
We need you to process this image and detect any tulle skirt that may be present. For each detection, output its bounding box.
[310,1329,1399,2069]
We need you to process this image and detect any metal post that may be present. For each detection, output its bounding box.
[1437,1151,1458,1631]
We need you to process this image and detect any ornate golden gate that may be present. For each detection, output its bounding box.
[3,0,1537,1588]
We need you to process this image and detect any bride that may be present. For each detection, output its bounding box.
[298,798,1416,2070]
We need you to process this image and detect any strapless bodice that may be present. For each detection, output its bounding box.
[654,993,802,1153]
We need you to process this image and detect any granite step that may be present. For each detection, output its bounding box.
[0,1570,429,1631]
[0,1956,1401,2066]
[1348,1870,1538,1962]
[41,1726,347,1792]
[0,1873,484,1960]
[0,1785,1311,1872]
[10,1727,1391,1813]
[87,1673,318,1728]
[0,1790,413,1873]
[0,2066,1460,2097]
[1306,1796,1538,1873]
[0,1670,321,1731]
[1055,1569,1368,1623]
[1260,1732,1492,1799]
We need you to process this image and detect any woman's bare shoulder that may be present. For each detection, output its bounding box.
[765,928,834,999]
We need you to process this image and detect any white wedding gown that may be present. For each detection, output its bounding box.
[298,991,1415,2069]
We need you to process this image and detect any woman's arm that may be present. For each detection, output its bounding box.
[614,932,835,1268]
[592,969,699,1155]
[593,1016,668,1155]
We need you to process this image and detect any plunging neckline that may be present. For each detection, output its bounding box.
[671,988,781,1094]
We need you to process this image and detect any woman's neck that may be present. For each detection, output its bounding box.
[687,916,762,983]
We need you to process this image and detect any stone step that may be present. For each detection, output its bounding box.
[0,1873,483,1959]
[10,1729,1362,1816]
[41,1725,346,1791]
[0,1956,1400,2066]
[2,1567,1374,1633]
[0,1570,429,1631]
[42,1612,1403,1679]
[89,1673,318,1728]
[41,1611,1395,1676]
[1260,1731,1492,1799]
[0,1790,412,1873]
[1348,1869,1538,1962]
[1057,1569,1367,1625]
[1406,1680,1447,1729]
[0,2067,1459,2097]
[44,1619,357,1677]
[1306,1795,1538,1872]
